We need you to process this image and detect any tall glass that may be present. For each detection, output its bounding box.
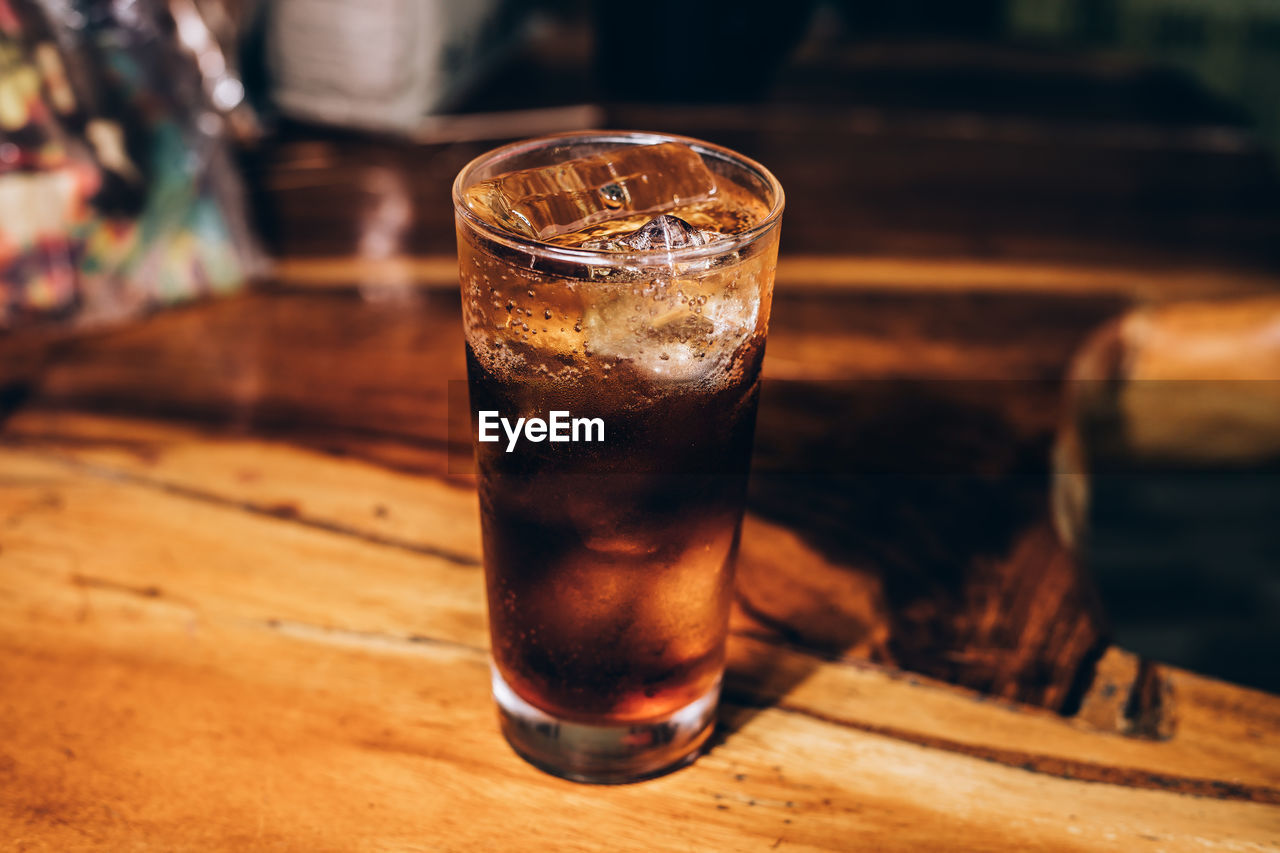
[453,131,783,783]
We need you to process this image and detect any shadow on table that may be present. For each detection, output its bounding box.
[711,376,1111,747]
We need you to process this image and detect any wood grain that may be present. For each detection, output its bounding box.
[2,278,1276,850]
[2,283,1125,712]
[4,417,1279,797]
[3,448,1280,851]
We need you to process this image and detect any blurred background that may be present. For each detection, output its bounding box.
[2,0,1278,703]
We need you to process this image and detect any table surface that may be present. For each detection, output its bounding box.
[4,36,1280,852]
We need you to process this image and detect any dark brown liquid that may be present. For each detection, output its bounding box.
[468,340,763,723]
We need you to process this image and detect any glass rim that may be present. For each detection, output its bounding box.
[451,129,785,268]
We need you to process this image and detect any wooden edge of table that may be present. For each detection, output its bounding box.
[267,254,1280,301]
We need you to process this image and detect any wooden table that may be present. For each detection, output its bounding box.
[4,40,1280,850]
[4,278,1279,850]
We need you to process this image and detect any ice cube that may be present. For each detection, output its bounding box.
[581,214,722,252]
[634,520,736,665]
[463,143,718,240]
[577,276,757,383]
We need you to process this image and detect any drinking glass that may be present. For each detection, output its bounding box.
[453,131,783,782]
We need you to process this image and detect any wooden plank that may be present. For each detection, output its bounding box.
[0,449,485,647]
[1,452,1278,851]
[4,582,1276,853]
[3,427,1278,797]
[10,290,469,457]
[2,455,1280,845]
[0,411,481,566]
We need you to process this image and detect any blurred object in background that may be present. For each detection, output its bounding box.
[1055,297,1280,691]
[0,0,261,334]
[265,0,529,133]
[593,0,819,102]
[1010,0,1280,161]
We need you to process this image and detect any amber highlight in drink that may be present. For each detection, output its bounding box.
[453,132,782,783]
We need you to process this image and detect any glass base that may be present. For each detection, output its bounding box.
[492,666,719,784]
